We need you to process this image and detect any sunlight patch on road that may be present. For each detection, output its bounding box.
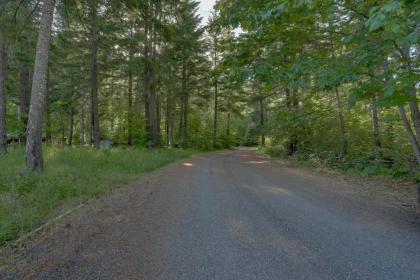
[265,186,290,195]
[241,184,291,196]
[246,160,270,164]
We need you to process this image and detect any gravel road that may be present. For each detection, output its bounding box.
[3,149,420,279]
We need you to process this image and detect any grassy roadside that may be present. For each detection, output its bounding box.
[260,148,419,199]
[0,147,198,247]
[261,146,419,181]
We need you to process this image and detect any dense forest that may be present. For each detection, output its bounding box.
[0,0,419,179]
[215,0,420,180]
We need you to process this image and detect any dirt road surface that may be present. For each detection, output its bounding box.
[3,149,420,279]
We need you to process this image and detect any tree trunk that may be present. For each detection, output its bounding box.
[399,47,420,144]
[212,34,218,148]
[157,91,161,139]
[141,0,160,147]
[167,87,174,147]
[370,94,383,159]
[45,71,52,143]
[143,47,150,142]
[127,50,133,145]
[19,54,31,143]
[147,3,160,147]
[80,99,85,145]
[179,95,188,148]
[67,106,74,146]
[60,124,65,147]
[89,1,100,149]
[165,96,169,146]
[26,0,55,171]
[384,60,419,167]
[179,62,188,148]
[259,94,265,147]
[179,91,184,147]
[328,28,347,157]
[334,86,347,157]
[0,29,6,154]
[399,106,420,165]
[285,88,298,155]
[213,76,218,148]
[183,91,188,146]
[148,72,160,147]
[408,84,420,145]
[226,112,231,139]
[417,181,420,205]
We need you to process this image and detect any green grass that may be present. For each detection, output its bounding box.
[0,147,198,246]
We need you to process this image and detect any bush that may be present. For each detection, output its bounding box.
[264,145,286,158]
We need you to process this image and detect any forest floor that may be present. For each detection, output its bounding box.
[2,149,420,279]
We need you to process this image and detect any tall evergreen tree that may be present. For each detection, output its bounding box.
[26,0,56,171]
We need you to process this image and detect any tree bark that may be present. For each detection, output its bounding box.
[212,34,218,148]
[0,29,6,153]
[147,2,160,147]
[143,42,150,142]
[179,62,188,148]
[399,106,420,165]
[183,91,188,146]
[167,86,174,147]
[80,99,85,145]
[259,94,265,147]
[127,49,133,145]
[45,71,52,143]
[226,112,231,139]
[213,76,218,148]
[165,96,169,146]
[399,47,420,144]
[285,88,298,155]
[384,60,419,166]
[26,0,55,170]
[148,69,160,147]
[408,84,420,145]
[328,27,347,157]
[143,3,158,146]
[67,106,74,146]
[19,52,31,143]
[179,90,184,147]
[89,1,100,149]
[334,86,347,157]
[370,94,383,159]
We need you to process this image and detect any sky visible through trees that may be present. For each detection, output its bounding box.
[198,0,216,24]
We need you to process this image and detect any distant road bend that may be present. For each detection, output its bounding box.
[5,149,420,279]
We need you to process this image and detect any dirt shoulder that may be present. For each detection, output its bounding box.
[259,153,420,210]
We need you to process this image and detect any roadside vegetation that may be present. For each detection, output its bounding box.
[0,147,197,246]
[213,0,420,183]
[264,146,419,184]
[263,145,420,182]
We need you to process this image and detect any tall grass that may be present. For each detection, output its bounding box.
[0,147,197,246]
